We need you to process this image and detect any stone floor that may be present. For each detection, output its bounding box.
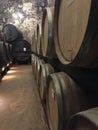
[0,65,48,130]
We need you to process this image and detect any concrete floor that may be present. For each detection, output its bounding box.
[0,65,48,130]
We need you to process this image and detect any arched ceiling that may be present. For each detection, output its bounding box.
[0,0,55,42]
[0,0,48,42]
[0,0,47,24]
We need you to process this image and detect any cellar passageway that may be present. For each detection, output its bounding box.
[0,65,47,130]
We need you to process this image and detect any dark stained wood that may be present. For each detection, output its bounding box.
[3,24,22,43]
[13,40,31,63]
[0,41,8,68]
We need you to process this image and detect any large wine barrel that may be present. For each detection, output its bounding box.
[39,64,54,101]
[0,41,8,67]
[3,24,22,43]
[42,7,56,58]
[13,40,31,63]
[54,0,98,67]
[67,107,98,130]
[46,72,93,130]
[36,24,42,54]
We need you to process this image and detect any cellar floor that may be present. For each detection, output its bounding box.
[0,65,48,130]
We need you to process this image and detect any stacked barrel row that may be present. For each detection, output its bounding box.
[31,0,98,130]
[0,23,23,80]
[31,54,54,101]
[32,0,98,67]
[31,7,55,58]
[0,39,13,80]
[31,54,98,130]
[3,24,31,64]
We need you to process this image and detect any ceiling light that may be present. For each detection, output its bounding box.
[17,12,24,19]
[12,13,17,19]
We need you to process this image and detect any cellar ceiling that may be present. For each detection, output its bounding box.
[0,0,48,42]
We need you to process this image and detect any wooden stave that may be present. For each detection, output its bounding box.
[46,72,93,130]
[53,0,98,67]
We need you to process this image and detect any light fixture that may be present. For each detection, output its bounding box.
[17,12,24,19]
[7,63,9,67]
[12,12,24,20]
[23,47,26,51]
[2,67,5,72]
[12,13,18,19]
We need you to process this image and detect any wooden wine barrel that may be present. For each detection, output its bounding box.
[31,55,40,77]
[36,24,42,54]
[31,54,36,75]
[34,57,41,80]
[31,30,37,53]
[46,72,93,130]
[42,7,56,58]
[36,59,45,85]
[39,64,54,101]
[67,107,98,130]
[0,41,8,67]
[54,0,98,67]
[13,40,31,63]
[31,55,41,78]
[3,24,22,43]
[33,56,39,78]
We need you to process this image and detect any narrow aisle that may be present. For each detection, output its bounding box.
[0,65,47,130]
